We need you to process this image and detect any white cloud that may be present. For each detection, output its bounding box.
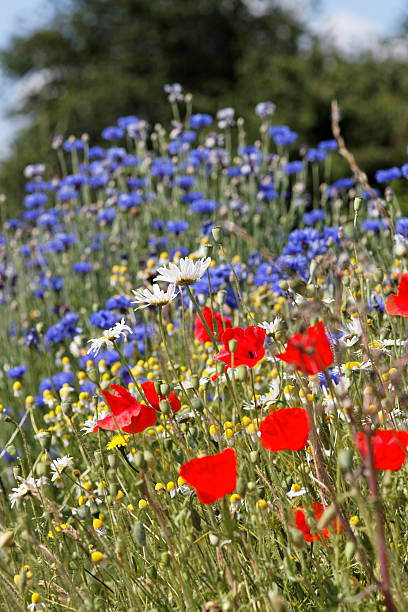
[311,10,381,55]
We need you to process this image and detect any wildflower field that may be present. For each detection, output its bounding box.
[2,86,408,611]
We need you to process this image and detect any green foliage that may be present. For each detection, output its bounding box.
[2,0,408,209]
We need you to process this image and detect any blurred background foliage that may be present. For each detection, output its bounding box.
[1,0,408,208]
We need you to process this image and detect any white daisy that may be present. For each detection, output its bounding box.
[154,256,211,286]
[286,484,306,499]
[132,283,178,309]
[339,318,362,347]
[50,455,73,482]
[87,318,132,355]
[259,317,282,335]
[9,479,34,508]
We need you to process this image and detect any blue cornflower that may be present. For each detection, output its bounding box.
[63,139,84,152]
[102,126,125,140]
[166,220,189,233]
[39,372,74,395]
[361,219,388,232]
[118,193,142,209]
[6,366,27,379]
[318,140,338,151]
[303,210,326,225]
[88,146,105,160]
[151,157,174,178]
[118,115,139,129]
[269,125,298,147]
[177,176,195,189]
[24,193,47,208]
[72,261,93,274]
[190,113,213,129]
[305,148,327,163]
[57,186,78,201]
[401,163,408,178]
[255,102,276,117]
[283,161,304,175]
[89,310,118,329]
[182,191,204,204]
[190,199,218,214]
[105,295,133,311]
[375,167,401,184]
[97,208,116,224]
[395,217,408,237]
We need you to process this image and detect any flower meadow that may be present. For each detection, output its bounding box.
[2,86,408,611]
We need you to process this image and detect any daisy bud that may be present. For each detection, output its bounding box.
[133,522,146,547]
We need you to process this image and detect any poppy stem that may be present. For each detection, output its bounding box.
[363,429,397,612]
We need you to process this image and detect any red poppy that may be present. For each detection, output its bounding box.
[214,326,266,372]
[385,274,408,316]
[194,306,231,343]
[141,381,181,413]
[93,384,157,434]
[355,430,408,471]
[276,321,333,375]
[292,502,343,542]
[260,407,309,452]
[179,448,237,504]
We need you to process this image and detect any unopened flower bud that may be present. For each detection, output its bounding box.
[228,339,238,353]
[160,383,170,396]
[212,226,223,243]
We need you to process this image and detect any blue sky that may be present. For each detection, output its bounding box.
[0,0,407,158]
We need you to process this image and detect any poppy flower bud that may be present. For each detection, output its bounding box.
[0,531,14,548]
[203,244,213,256]
[317,505,337,531]
[212,226,223,243]
[143,450,155,466]
[354,197,362,214]
[216,361,226,374]
[132,521,146,547]
[154,381,162,394]
[237,365,247,381]
[17,568,27,591]
[77,505,90,520]
[61,401,72,416]
[160,551,170,566]
[345,541,355,561]
[250,451,258,463]
[159,399,171,414]
[6,445,17,458]
[100,379,112,390]
[209,534,219,546]
[278,280,289,291]
[289,526,306,549]
[160,383,170,396]
[13,465,21,479]
[87,368,99,383]
[338,449,354,473]
[35,461,48,477]
[191,374,200,389]
[35,322,45,335]
[217,290,227,305]
[228,339,238,353]
[38,430,52,450]
[190,507,202,531]
[108,454,118,468]
[134,452,146,468]
[236,477,247,497]
[268,591,286,612]
[192,398,203,412]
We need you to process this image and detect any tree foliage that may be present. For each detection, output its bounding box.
[1,0,408,207]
